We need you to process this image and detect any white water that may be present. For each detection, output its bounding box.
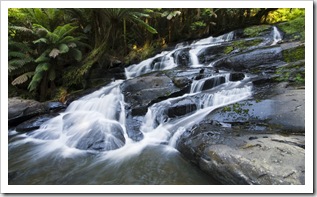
[10,80,129,156]
[9,29,261,184]
[190,73,231,93]
[125,31,235,78]
[271,26,282,45]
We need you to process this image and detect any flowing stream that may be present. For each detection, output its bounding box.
[8,27,281,185]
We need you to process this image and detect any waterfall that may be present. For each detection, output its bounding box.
[15,80,129,155]
[190,73,230,93]
[125,31,235,78]
[271,26,282,45]
[9,29,259,185]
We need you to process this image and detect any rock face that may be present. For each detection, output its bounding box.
[177,123,305,185]
[208,87,305,133]
[121,73,181,116]
[9,98,48,126]
[15,114,57,133]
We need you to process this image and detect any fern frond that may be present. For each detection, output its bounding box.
[12,72,34,85]
[28,71,44,91]
[49,48,60,58]
[53,24,78,38]
[59,44,69,54]
[35,49,50,63]
[69,48,82,62]
[33,38,48,44]
[9,25,33,34]
[9,40,32,53]
[9,64,36,76]
[9,51,28,59]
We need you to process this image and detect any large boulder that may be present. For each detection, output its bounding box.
[8,98,48,126]
[177,123,305,185]
[208,84,305,133]
[213,42,304,72]
[121,73,181,116]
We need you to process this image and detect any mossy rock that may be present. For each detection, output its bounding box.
[277,16,305,41]
[243,25,271,37]
[274,60,305,85]
[282,44,304,63]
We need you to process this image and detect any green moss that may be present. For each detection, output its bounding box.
[223,46,234,54]
[274,61,305,85]
[277,16,305,41]
[282,44,305,63]
[243,25,271,37]
[232,38,263,51]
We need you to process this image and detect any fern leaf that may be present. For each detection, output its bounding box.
[28,71,43,91]
[58,36,79,44]
[12,72,34,85]
[9,26,33,34]
[35,62,50,72]
[33,38,48,44]
[47,32,60,44]
[9,51,28,59]
[9,40,32,53]
[35,49,50,63]
[70,48,82,62]
[49,48,60,58]
[59,44,69,54]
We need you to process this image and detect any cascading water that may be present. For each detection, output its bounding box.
[271,26,282,45]
[9,26,280,185]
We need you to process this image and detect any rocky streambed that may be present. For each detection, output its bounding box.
[8,23,305,185]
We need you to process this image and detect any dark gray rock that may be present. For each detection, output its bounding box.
[208,85,305,133]
[9,98,49,126]
[229,72,245,81]
[75,121,125,151]
[172,77,192,88]
[177,123,305,185]
[214,46,284,71]
[121,73,181,116]
[15,114,57,132]
[44,101,66,112]
[202,76,226,90]
[167,99,197,118]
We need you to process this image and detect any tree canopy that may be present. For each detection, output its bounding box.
[8,8,305,101]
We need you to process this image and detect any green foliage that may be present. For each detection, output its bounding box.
[277,16,305,41]
[266,8,305,24]
[275,61,305,85]
[190,21,206,31]
[282,44,305,63]
[223,46,234,54]
[8,8,303,101]
[243,25,271,37]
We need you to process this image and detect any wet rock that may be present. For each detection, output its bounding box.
[177,123,305,185]
[15,114,57,133]
[173,48,191,67]
[229,73,245,81]
[172,77,192,88]
[9,98,49,126]
[125,116,144,142]
[208,85,305,133]
[214,46,284,71]
[202,76,226,90]
[44,101,66,112]
[121,73,181,116]
[75,121,125,151]
[167,99,197,118]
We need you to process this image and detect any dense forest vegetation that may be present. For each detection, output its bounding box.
[8,8,305,102]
